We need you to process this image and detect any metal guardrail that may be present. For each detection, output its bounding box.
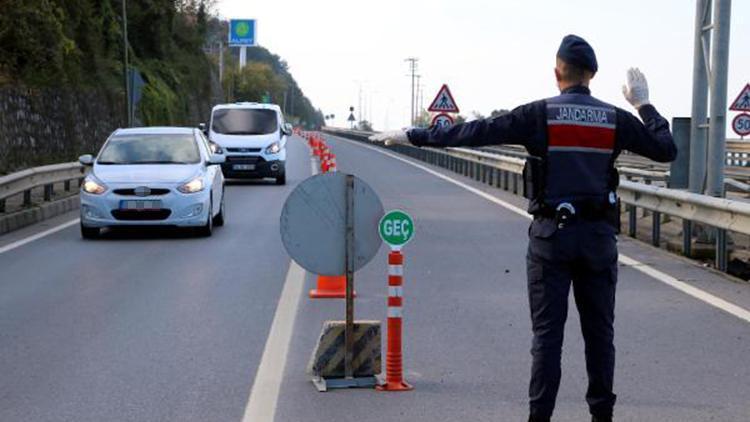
[323,126,750,272]
[0,162,86,213]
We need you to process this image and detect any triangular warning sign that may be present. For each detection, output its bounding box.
[730,84,750,112]
[428,84,460,113]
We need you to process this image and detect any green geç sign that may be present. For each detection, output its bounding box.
[379,210,414,247]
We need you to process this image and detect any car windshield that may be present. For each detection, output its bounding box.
[97,134,200,164]
[211,108,278,135]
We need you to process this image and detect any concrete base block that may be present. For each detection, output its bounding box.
[307,320,381,378]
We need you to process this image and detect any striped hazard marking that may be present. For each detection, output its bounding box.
[306,320,382,378]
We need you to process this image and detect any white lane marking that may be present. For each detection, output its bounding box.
[0,218,79,255]
[241,137,316,422]
[619,255,750,323]
[241,261,306,422]
[334,136,750,325]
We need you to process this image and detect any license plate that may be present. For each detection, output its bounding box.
[232,164,256,171]
[119,200,162,210]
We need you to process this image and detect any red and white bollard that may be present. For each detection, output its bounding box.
[377,249,413,391]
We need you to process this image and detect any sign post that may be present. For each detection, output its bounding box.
[280,172,384,391]
[377,210,415,392]
[228,19,257,70]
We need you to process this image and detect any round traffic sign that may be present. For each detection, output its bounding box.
[732,113,750,137]
[431,113,454,129]
[379,210,415,248]
[280,172,384,276]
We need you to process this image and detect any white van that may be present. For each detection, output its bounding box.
[202,102,292,185]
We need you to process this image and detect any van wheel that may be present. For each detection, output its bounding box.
[275,174,286,185]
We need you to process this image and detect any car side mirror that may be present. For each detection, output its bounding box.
[282,123,293,136]
[198,123,208,134]
[207,154,226,165]
[78,154,94,166]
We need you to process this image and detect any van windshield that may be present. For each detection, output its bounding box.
[211,109,279,135]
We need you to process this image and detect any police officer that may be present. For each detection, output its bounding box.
[370,35,676,422]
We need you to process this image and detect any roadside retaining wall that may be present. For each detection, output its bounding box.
[0,87,123,175]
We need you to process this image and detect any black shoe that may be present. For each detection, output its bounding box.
[528,416,550,422]
[592,416,612,422]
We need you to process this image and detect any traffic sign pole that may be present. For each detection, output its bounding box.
[345,174,355,380]
[377,249,413,391]
[377,210,415,391]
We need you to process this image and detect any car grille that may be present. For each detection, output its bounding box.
[113,188,170,196]
[111,209,172,221]
[226,147,262,153]
[225,156,266,164]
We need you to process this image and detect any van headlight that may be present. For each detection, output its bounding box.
[265,141,282,154]
[82,175,107,195]
[178,177,205,194]
[209,141,223,154]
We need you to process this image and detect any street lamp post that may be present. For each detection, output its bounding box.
[122,0,131,127]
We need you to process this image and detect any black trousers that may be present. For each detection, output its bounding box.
[526,218,618,419]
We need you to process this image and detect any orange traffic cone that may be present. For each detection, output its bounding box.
[309,275,356,299]
[328,155,337,172]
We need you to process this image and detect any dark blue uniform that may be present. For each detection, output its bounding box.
[407,85,676,420]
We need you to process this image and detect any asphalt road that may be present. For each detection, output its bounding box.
[1,134,750,421]
[0,137,312,422]
[276,135,750,422]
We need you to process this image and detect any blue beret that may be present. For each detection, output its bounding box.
[557,34,598,73]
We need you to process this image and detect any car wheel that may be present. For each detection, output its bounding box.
[275,174,286,185]
[213,188,225,227]
[196,201,213,237]
[81,223,100,239]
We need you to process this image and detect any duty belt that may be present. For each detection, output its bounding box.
[534,200,613,224]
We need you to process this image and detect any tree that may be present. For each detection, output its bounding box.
[490,109,510,118]
[228,62,286,104]
[358,120,373,131]
[414,110,431,127]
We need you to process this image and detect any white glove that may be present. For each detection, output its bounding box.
[368,130,411,146]
[622,67,650,109]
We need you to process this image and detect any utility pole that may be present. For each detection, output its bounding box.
[415,75,421,123]
[122,0,130,127]
[405,58,419,126]
[218,41,224,83]
[705,0,732,198]
[357,83,362,122]
[689,0,711,194]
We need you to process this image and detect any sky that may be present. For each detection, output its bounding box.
[216,0,749,134]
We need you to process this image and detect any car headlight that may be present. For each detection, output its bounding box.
[82,175,107,195]
[178,177,205,194]
[265,141,281,154]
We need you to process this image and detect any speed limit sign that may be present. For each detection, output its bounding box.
[431,113,454,129]
[732,113,750,137]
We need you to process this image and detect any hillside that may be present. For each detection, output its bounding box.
[0,0,322,173]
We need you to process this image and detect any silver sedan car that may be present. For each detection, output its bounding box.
[78,127,226,238]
